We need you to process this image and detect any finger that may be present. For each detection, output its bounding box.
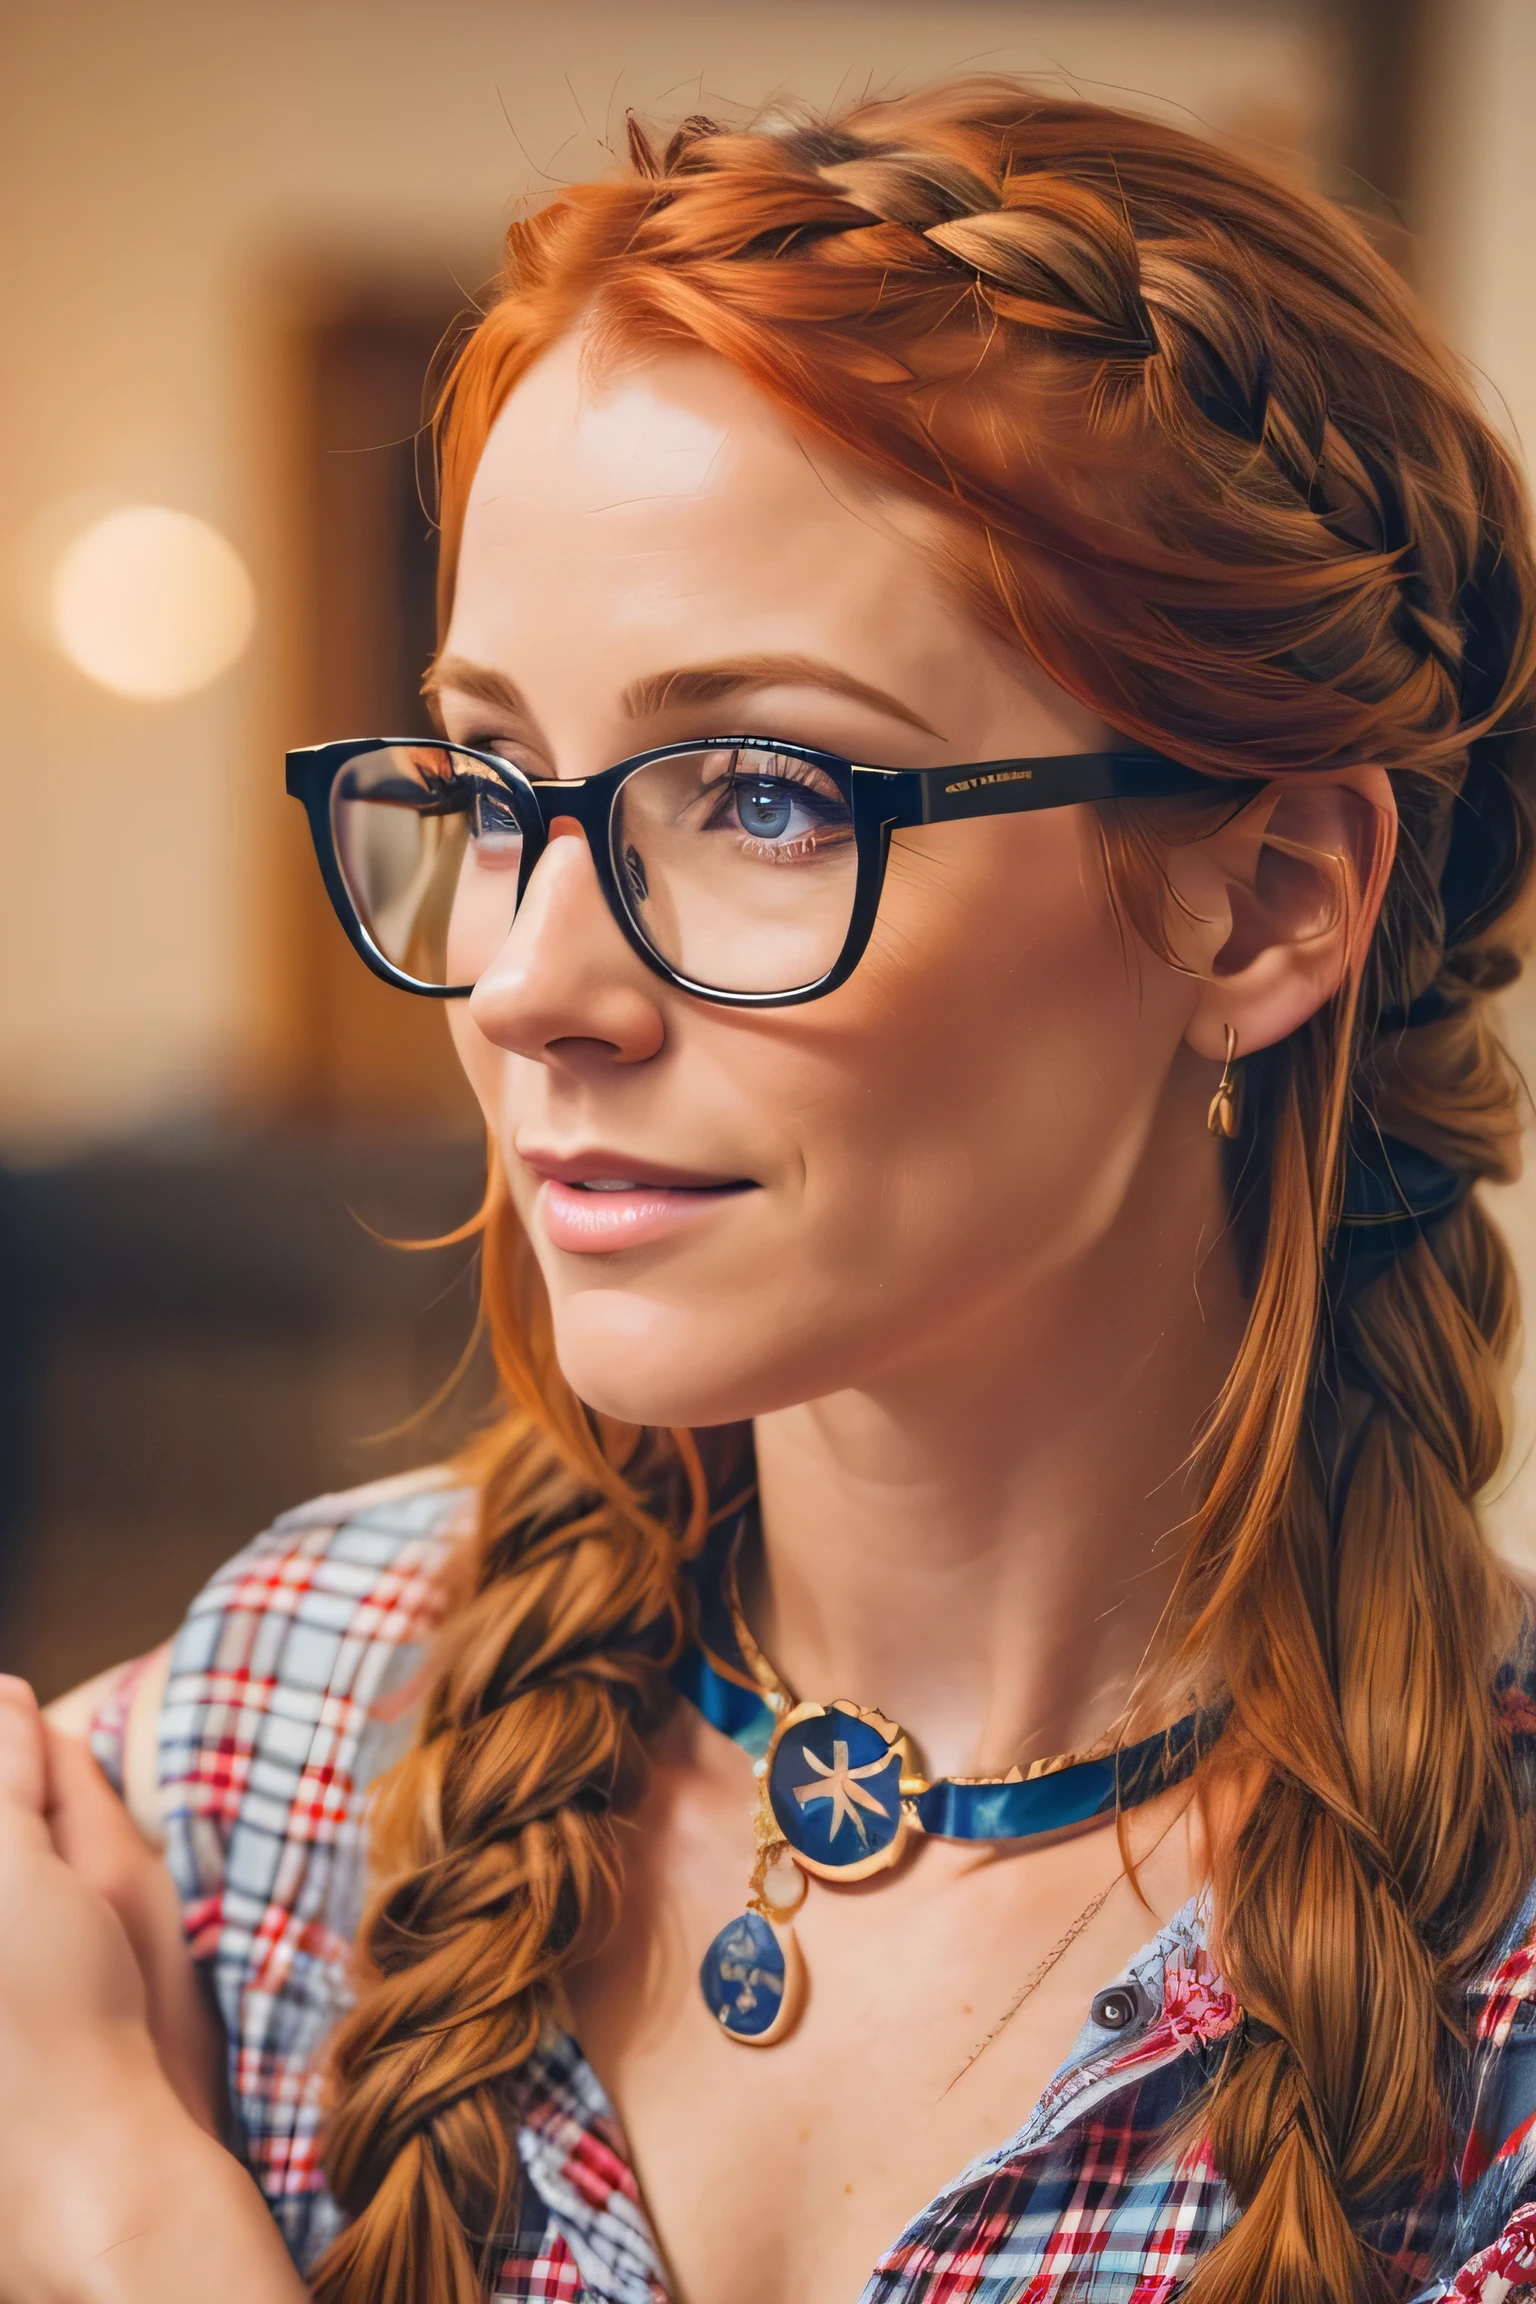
[45,1724,154,1879]
[0,1677,48,1826]
[45,1727,224,2136]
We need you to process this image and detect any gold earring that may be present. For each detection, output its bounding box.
[1207,1025,1241,1140]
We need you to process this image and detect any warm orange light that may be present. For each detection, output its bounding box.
[50,505,255,700]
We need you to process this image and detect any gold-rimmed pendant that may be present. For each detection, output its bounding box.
[698,1906,807,2045]
[766,1698,915,1884]
[699,1838,809,2046]
[698,1700,919,2045]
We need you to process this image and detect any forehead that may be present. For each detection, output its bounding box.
[446,332,966,676]
[461,330,880,536]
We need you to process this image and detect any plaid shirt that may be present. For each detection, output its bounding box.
[89,1475,1536,2302]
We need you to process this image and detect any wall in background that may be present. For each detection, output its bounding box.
[1404,0,1536,1551]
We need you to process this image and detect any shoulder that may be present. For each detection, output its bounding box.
[74,1468,475,1839]
[157,1464,475,1903]
[167,1462,472,1705]
[65,1466,475,1776]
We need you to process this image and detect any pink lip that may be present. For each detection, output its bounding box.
[517,1145,758,1255]
[536,1177,751,1252]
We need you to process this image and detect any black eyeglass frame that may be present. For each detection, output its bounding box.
[286,734,1216,1009]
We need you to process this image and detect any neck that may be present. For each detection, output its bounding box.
[745,1128,1246,1782]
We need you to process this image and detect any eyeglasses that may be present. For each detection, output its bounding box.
[285,734,1212,1008]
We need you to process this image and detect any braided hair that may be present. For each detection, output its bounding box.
[314,83,1536,2303]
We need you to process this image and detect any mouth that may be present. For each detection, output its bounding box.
[517,1145,759,1254]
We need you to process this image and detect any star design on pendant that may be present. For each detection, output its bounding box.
[793,1738,893,1848]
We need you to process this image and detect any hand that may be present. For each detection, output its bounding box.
[43,1713,224,2135]
[0,1677,306,2304]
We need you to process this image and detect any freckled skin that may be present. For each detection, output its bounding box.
[436,335,1394,2304]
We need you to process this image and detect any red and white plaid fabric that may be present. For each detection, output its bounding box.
[90,1477,1536,2302]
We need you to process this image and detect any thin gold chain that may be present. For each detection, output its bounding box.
[938,1870,1122,2100]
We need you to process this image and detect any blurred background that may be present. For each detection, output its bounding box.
[1,0,1533,1698]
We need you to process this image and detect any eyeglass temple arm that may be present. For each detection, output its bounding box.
[878,750,1219,826]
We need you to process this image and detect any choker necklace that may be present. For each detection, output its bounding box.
[671,1517,1219,2048]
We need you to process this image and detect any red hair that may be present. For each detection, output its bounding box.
[314,82,1536,2304]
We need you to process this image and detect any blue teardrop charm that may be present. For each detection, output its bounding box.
[699,1909,805,2046]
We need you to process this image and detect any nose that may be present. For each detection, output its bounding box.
[466,818,666,1066]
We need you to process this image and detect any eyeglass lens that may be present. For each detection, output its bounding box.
[330,744,860,996]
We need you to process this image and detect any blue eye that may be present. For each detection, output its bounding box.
[735,782,794,839]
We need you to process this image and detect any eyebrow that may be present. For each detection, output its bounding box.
[423,657,531,718]
[622,654,943,739]
[426,650,943,740]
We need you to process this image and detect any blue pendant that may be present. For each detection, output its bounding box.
[699,1909,804,2045]
[767,1699,912,1881]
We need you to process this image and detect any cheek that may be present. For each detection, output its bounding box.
[443,812,1191,1420]
[792,814,1182,1288]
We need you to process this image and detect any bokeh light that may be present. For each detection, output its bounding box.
[50,504,255,700]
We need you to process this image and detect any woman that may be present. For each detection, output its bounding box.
[4,78,1536,2304]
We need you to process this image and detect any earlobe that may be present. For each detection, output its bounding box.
[1181,767,1397,1063]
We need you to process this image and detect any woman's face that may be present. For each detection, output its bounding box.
[439,335,1211,1426]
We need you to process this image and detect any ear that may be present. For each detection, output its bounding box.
[1163,767,1397,1063]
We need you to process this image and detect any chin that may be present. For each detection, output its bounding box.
[547,1287,813,1428]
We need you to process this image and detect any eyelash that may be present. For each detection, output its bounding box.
[458,729,538,771]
